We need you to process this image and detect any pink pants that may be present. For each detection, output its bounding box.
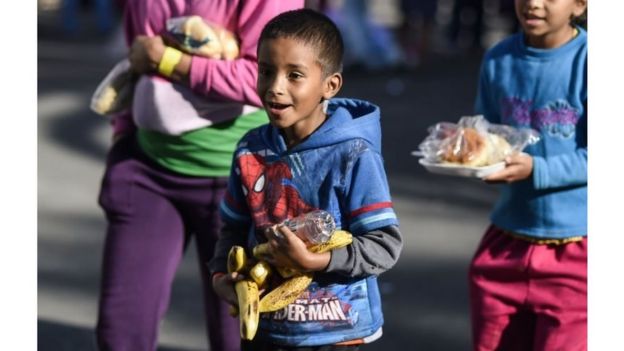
[469,225,587,351]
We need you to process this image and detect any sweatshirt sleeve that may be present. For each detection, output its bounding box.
[325,226,403,278]
[343,148,399,234]
[324,146,402,278]
[188,1,302,106]
[532,103,587,189]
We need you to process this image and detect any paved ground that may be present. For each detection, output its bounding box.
[38,6,501,351]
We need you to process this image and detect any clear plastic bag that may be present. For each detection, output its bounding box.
[165,16,239,60]
[90,16,240,116]
[90,58,135,116]
[417,115,540,167]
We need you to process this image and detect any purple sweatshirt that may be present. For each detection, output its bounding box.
[112,0,303,136]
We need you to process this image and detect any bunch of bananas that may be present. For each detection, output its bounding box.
[227,230,353,340]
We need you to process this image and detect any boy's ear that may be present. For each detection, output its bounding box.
[573,0,587,17]
[322,72,343,100]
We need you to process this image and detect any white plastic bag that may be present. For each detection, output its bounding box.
[90,16,240,117]
[90,59,135,116]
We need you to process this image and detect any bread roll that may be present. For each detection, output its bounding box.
[440,128,511,167]
[181,15,224,59]
[91,68,133,115]
[218,30,240,60]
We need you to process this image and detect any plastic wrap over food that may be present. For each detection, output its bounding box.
[418,115,540,167]
[90,59,135,116]
[166,16,239,60]
[90,16,240,116]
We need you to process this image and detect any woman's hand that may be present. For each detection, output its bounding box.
[212,272,245,306]
[262,225,330,273]
[483,153,533,184]
[128,35,166,75]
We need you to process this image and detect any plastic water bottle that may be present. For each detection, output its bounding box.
[282,210,336,244]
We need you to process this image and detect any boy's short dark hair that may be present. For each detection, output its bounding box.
[259,8,344,76]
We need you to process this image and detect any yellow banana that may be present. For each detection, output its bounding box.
[249,231,353,314]
[253,230,352,259]
[308,230,353,253]
[249,261,272,287]
[235,279,260,340]
[252,230,353,278]
[226,245,248,318]
[258,273,313,313]
[275,266,299,279]
[227,245,247,274]
[252,243,270,258]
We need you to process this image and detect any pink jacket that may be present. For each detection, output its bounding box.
[113,0,303,135]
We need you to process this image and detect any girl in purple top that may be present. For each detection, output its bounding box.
[96,1,303,350]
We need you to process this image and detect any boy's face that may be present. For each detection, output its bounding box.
[257,37,341,146]
[514,0,586,48]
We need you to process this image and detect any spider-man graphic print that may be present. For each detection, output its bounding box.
[236,152,314,228]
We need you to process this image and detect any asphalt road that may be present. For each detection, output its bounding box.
[38,7,500,351]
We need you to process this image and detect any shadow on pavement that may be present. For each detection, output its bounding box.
[38,319,205,351]
[38,319,97,351]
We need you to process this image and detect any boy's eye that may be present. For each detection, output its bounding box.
[289,72,304,79]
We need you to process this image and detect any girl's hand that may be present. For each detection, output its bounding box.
[483,153,533,184]
[129,35,166,75]
[263,225,330,272]
[212,272,245,306]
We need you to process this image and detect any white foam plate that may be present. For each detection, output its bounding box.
[415,156,505,178]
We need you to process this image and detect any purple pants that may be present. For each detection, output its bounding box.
[96,135,240,351]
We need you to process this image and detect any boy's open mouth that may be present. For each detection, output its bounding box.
[523,13,545,23]
[267,102,290,110]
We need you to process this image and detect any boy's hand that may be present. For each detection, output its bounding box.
[483,153,533,184]
[129,35,166,75]
[263,225,330,272]
[212,271,245,306]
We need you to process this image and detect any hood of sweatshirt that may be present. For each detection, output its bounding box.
[261,98,382,154]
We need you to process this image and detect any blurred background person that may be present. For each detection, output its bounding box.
[61,0,116,36]
[398,0,438,67]
[327,0,405,72]
[95,1,302,350]
[447,0,484,51]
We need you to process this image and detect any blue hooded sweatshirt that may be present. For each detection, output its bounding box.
[220,98,399,346]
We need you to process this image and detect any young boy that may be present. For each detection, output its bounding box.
[210,9,403,350]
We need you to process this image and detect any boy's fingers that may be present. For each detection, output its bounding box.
[265,224,285,242]
[278,224,296,239]
[229,271,247,281]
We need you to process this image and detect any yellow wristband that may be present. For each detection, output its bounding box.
[157,47,183,77]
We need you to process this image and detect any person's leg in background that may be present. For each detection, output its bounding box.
[96,137,186,350]
[469,225,534,351]
[182,177,241,351]
[530,239,587,351]
[61,0,79,35]
[398,0,438,66]
[470,226,587,350]
[93,0,114,34]
[336,0,376,69]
